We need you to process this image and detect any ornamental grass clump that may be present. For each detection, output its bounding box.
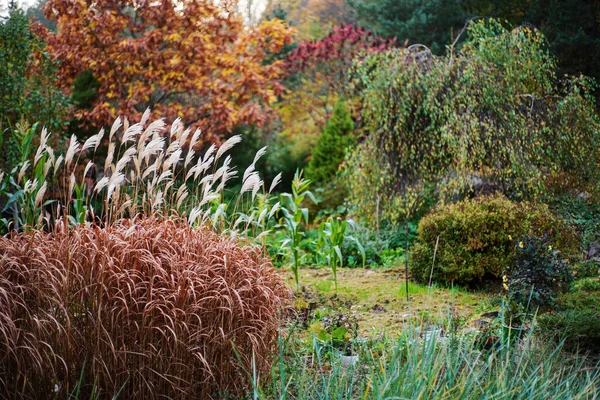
[0,217,291,399]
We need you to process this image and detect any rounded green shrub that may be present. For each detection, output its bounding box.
[410,194,580,285]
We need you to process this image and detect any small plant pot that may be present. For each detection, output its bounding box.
[502,325,527,345]
[339,354,359,367]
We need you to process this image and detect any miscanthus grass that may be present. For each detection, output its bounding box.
[1,110,280,239]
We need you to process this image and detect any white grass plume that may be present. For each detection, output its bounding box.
[18,161,30,183]
[65,134,80,167]
[215,135,241,162]
[34,127,50,166]
[269,172,282,193]
[34,181,47,208]
[109,117,122,141]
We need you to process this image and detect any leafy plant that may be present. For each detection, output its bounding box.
[306,99,355,184]
[279,170,317,291]
[311,312,359,357]
[538,309,600,354]
[0,3,70,143]
[316,216,365,290]
[410,194,580,285]
[505,235,574,310]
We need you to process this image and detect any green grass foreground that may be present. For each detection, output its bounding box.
[253,322,600,399]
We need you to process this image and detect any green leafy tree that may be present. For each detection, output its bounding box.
[306,99,355,184]
[0,2,70,169]
[0,3,69,131]
[346,19,600,228]
[348,0,467,54]
[350,0,600,95]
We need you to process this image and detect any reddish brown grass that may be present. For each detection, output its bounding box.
[0,218,290,399]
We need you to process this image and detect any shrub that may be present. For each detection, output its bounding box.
[505,235,574,310]
[410,194,580,285]
[0,218,290,399]
[538,310,600,354]
[306,99,355,185]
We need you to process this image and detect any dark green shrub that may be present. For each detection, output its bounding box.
[410,194,580,285]
[538,310,600,354]
[306,99,355,184]
[505,235,573,310]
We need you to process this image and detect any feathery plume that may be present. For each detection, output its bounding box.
[140,108,151,126]
[65,134,80,167]
[142,137,166,159]
[184,148,195,168]
[241,172,260,195]
[170,117,182,138]
[242,163,255,184]
[34,127,50,166]
[69,173,76,198]
[252,178,263,201]
[34,181,47,208]
[82,129,103,152]
[18,161,30,183]
[83,160,94,179]
[203,144,216,163]
[109,116,122,141]
[189,128,202,150]
[215,135,241,161]
[144,119,166,141]
[95,176,109,193]
[122,123,143,144]
[115,146,136,173]
[104,142,116,171]
[53,155,64,176]
[253,146,268,165]
[269,172,282,193]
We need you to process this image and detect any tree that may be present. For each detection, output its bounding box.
[25,0,57,31]
[350,0,600,97]
[348,0,467,54]
[0,3,70,130]
[264,0,355,41]
[272,24,395,163]
[346,19,600,228]
[306,99,354,183]
[43,0,293,136]
[0,2,70,170]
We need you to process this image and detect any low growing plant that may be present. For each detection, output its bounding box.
[505,235,574,310]
[316,216,365,290]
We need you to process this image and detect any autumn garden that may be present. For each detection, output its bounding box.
[1,0,600,398]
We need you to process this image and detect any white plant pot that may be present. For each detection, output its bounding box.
[340,354,359,367]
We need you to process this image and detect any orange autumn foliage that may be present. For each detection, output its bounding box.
[42,0,294,137]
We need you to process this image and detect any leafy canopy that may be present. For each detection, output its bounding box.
[346,19,600,226]
[43,0,293,136]
[0,3,70,133]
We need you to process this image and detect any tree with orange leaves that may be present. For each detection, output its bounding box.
[42,0,293,138]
